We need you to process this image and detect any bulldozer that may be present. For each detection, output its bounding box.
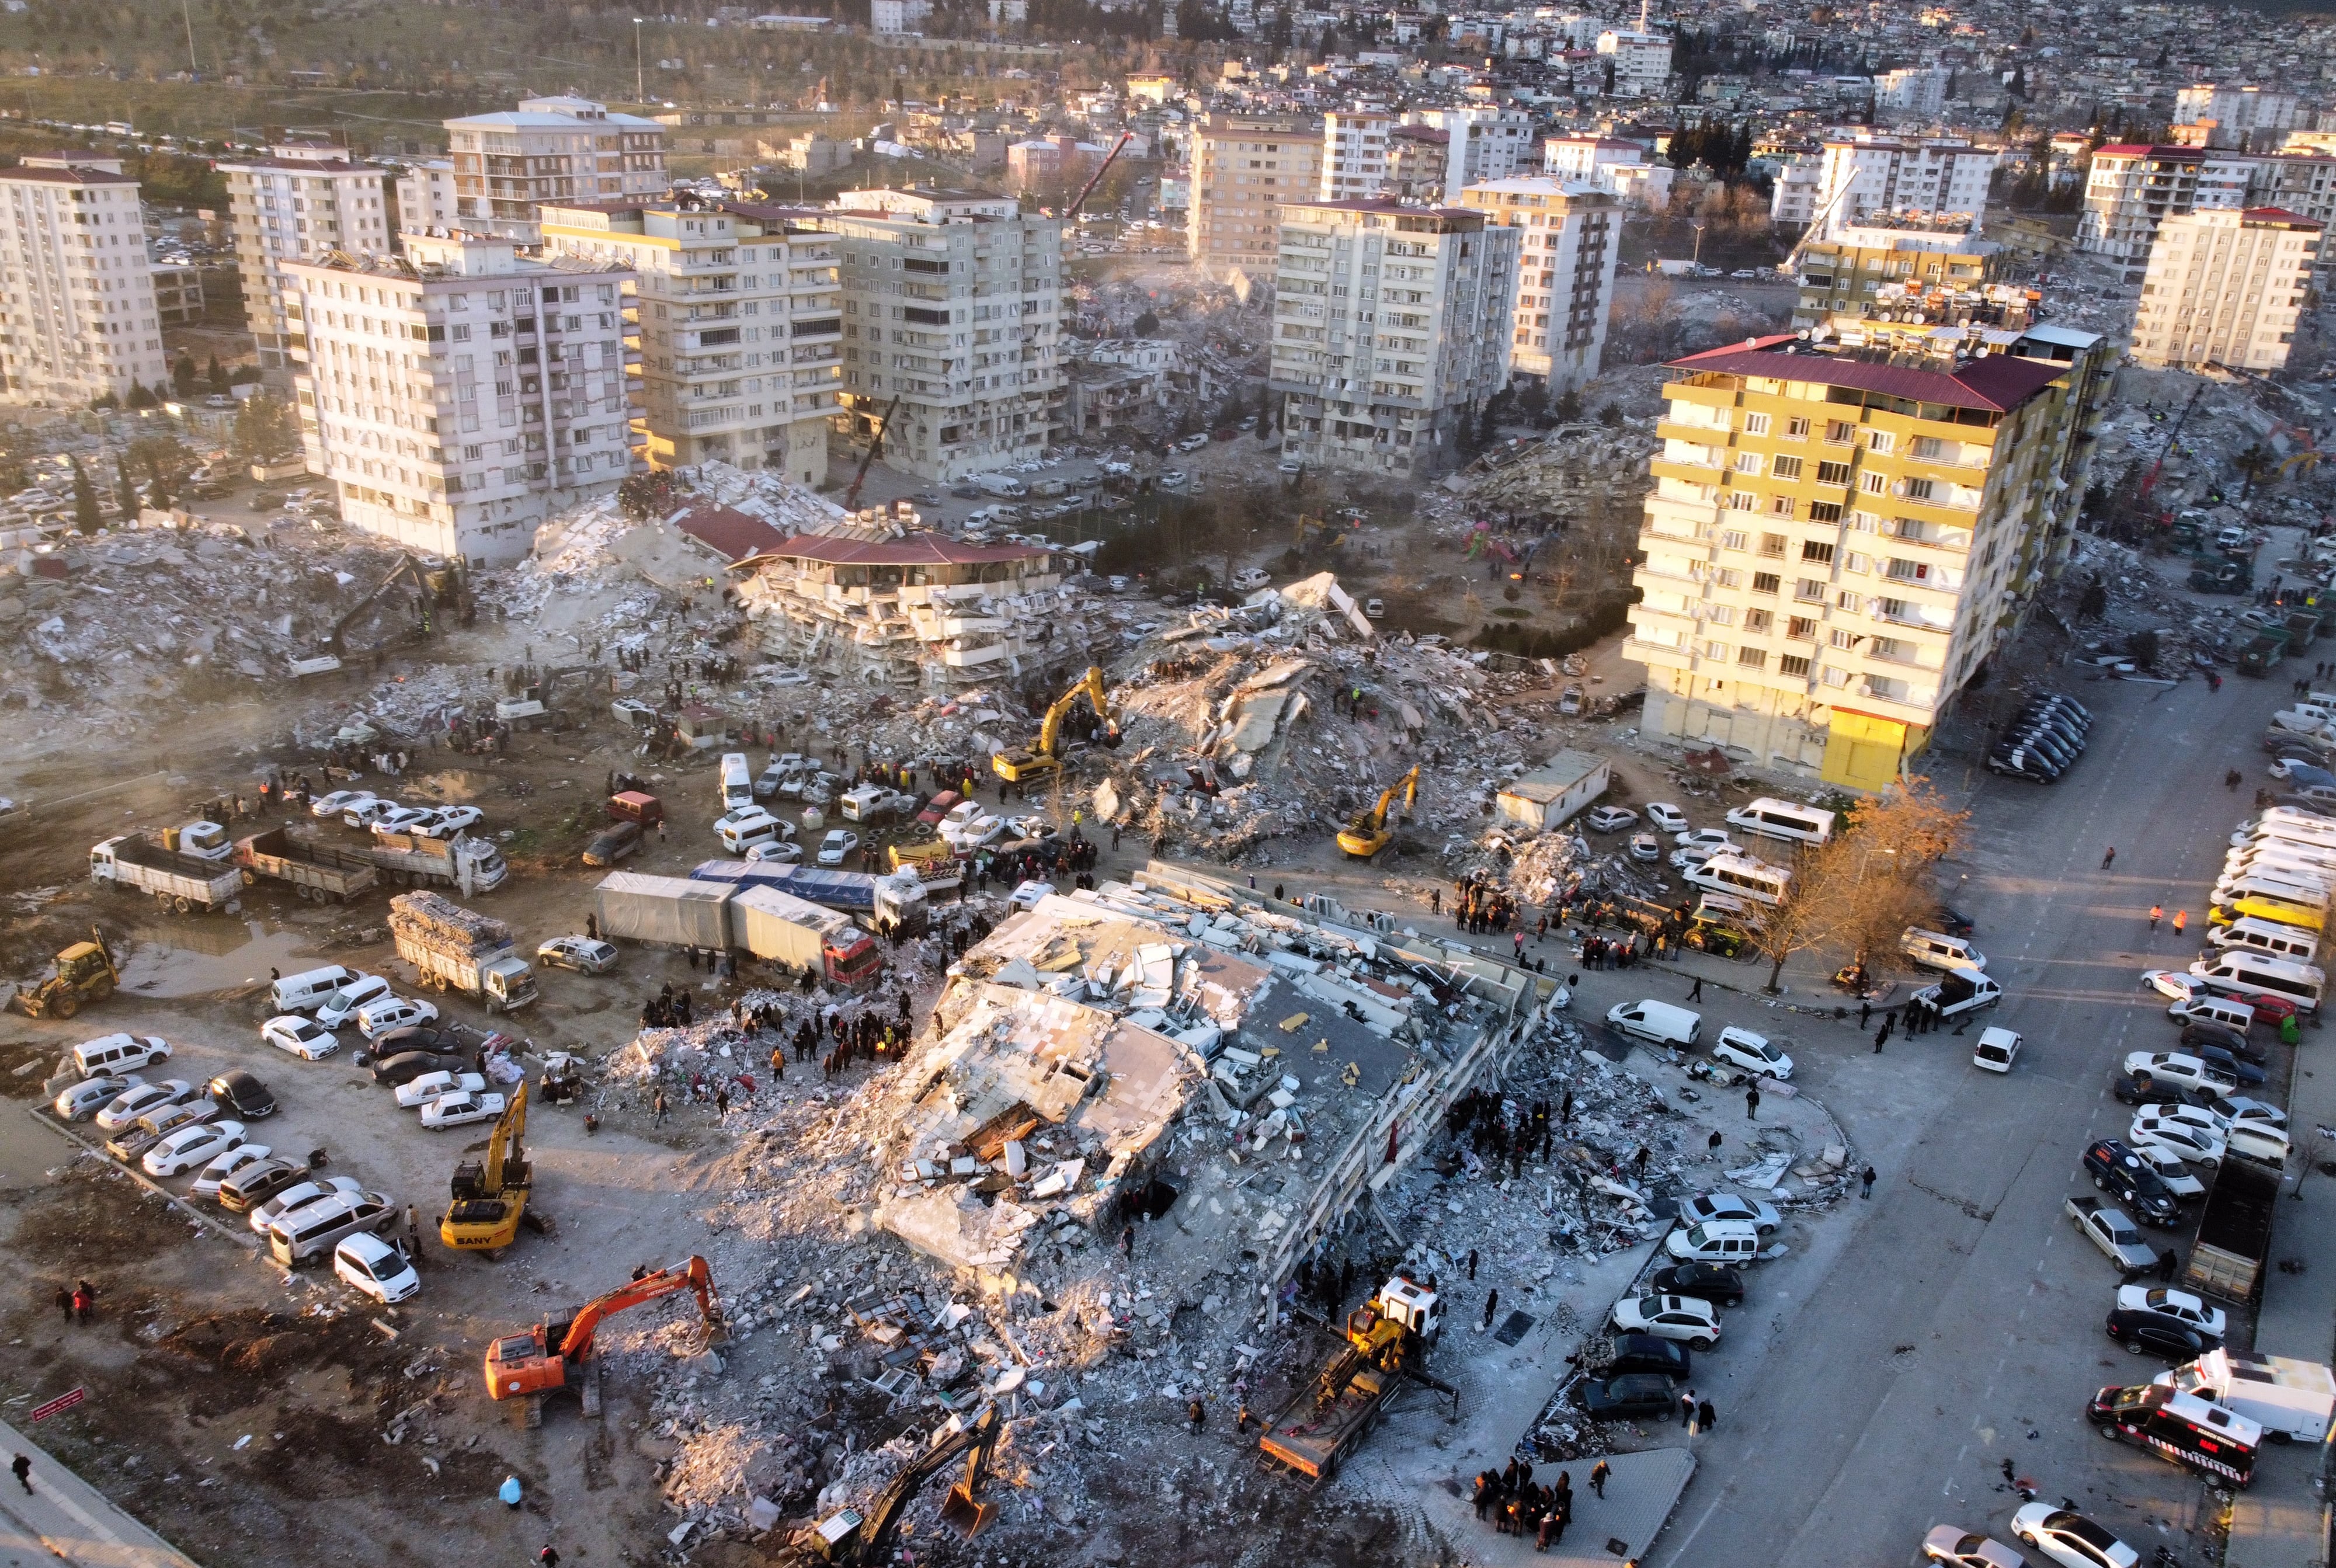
[992,665,1122,783]
[809,1404,1003,1563]
[13,926,118,1019]
[441,1080,534,1252]
[1336,765,1419,858]
[484,1253,722,1427]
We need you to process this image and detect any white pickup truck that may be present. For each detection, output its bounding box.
[2066,1195,2160,1277]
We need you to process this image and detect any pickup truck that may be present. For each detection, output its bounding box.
[2066,1195,2161,1277]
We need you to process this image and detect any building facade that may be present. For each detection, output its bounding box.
[1790,218,2000,326]
[1270,199,1518,478]
[1873,67,1952,122]
[1809,137,1995,238]
[1595,29,1673,97]
[1320,110,1395,201]
[2175,85,2302,148]
[442,96,668,246]
[150,262,205,326]
[1626,326,2110,790]
[394,161,458,237]
[816,188,1062,481]
[284,234,641,566]
[1187,112,1322,276]
[0,155,169,406]
[217,142,394,371]
[1457,177,1617,390]
[1409,107,1536,203]
[2132,206,2320,371]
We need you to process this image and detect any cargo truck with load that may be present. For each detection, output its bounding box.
[346,830,507,892]
[687,858,930,934]
[388,892,537,1014]
[2240,631,2292,677]
[232,826,378,903]
[2155,1348,2336,1443]
[1257,1275,1456,1487]
[593,873,882,987]
[89,835,245,914]
[2185,1156,2280,1303]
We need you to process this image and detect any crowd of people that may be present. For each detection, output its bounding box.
[1471,1455,1604,1550]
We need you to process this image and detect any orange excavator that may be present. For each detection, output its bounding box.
[484,1255,724,1427]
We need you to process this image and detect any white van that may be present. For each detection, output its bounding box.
[2209,917,2321,964]
[269,1190,397,1268]
[1606,999,1702,1047]
[2189,952,2325,1013]
[2174,995,2258,1035]
[1972,1027,2022,1073]
[1725,797,1836,846]
[2227,842,2336,879]
[2258,806,2336,840]
[2240,820,2336,858]
[270,965,354,1014]
[2213,869,2330,908]
[69,1033,172,1078]
[1902,927,1986,972]
[1685,853,1792,906]
[718,753,753,814]
[715,808,785,856]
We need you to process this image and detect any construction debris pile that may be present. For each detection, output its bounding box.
[1446,420,1659,517]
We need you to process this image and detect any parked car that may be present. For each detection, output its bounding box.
[1711,1027,1792,1080]
[2082,1139,2182,1226]
[370,1049,472,1087]
[1921,1527,2028,1568]
[394,1070,488,1109]
[816,829,861,867]
[245,1175,363,1236]
[191,1143,273,1202]
[2120,1051,2236,1094]
[53,1072,143,1122]
[334,1232,419,1303]
[415,805,483,837]
[1576,1372,1680,1420]
[1585,806,1639,832]
[2010,1506,2140,1568]
[355,996,440,1042]
[1588,1333,1691,1379]
[206,1070,277,1119]
[1646,803,1691,834]
[143,1119,246,1177]
[1629,832,1663,863]
[2128,1112,2225,1167]
[1647,1262,1743,1309]
[2115,1285,2227,1339]
[93,1079,195,1134]
[218,1159,313,1213]
[419,1090,507,1129]
[312,974,393,1028]
[537,936,618,974]
[310,789,372,820]
[1665,1219,1762,1264]
[262,1014,340,1061]
[1680,1191,1781,1234]
[582,820,641,866]
[106,1102,214,1162]
[2104,1308,2216,1361]
[1610,1293,1720,1349]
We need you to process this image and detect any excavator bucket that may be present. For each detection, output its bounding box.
[938,1484,996,1539]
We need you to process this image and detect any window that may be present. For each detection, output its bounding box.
[1802,540,1835,563]
[1816,460,1852,485]
[1770,496,1797,517]
[1714,568,1744,588]
[1866,430,1894,453]
[1770,455,1804,481]
[1737,646,1767,669]
[1795,578,1827,601]
[1837,590,1862,611]
[1780,654,1812,677]
[1861,471,1888,493]
[1727,491,1757,511]
[1705,604,1734,625]
[1705,640,1729,659]
[1743,412,1771,434]
[1744,608,1773,633]
[1759,532,1789,557]
[1887,558,1932,582]
[1787,616,1817,640]
[1734,451,1761,474]
[1809,501,1844,523]
[1785,416,1810,438]
[1823,665,1850,687]
[1904,477,1936,501]
[1830,628,1859,649]
[1751,572,1781,595]
[1721,530,1748,552]
[1845,551,1871,573]
[1911,435,1949,460]
[1852,510,1882,532]
[1823,420,1856,443]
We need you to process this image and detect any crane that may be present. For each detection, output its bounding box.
[321,552,435,657]
[1059,129,1134,223]
[484,1254,722,1427]
[2137,385,2205,508]
[441,1079,531,1253]
[840,391,905,512]
[993,665,1121,783]
[1336,764,1419,858]
[809,1406,1003,1563]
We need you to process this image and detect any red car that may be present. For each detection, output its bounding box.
[2232,991,2299,1026]
[917,790,963,828]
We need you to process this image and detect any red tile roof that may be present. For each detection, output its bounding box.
[2240,206,2323,227]
[760,531,1052,567]
[1667,335,2071,413]
[671,502,791,564]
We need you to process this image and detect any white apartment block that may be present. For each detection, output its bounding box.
[1809,137,1995,238]
[284,234,641,566]
[1770,153,1823,226]
[1595,29,1673,98]
[1188,113,1323,276]
[1873,67,1952,122]
[871,0,932,32]
[1544,134,1676,209]
[2175,85,2302,148]
[2132,207,2320,372]
[1269,200,1518,478]
[540,196,841,484]
[444,96,668,246]
[0,155,166,406]
[1458,178,1618,392]
[2081,144,2336,282]
[395,161,458,236]
[1409,107,1535,203]
[1321,110,1395,201]
[217,142,393,371]
[818,188,1062,481]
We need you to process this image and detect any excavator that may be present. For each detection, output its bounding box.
[993,665,1121,783]
[809,1405,1003,1563]
[319,552,463,659]
[441,1080,533,1252]
[1337,765,1419,858]
[12,926,117,1019]
[484,1253,722,1427]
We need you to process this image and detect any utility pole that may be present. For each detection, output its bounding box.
[634,17,646,105]
[180,0,197,74]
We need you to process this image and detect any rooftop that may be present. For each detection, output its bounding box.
[754,530,1054,568]
[0,165,137,187]
[1669,333,2075,413]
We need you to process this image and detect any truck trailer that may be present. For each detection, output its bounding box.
[1257,1276,1455,1487]
[2185,1157,2281,1303]
[89,835,245,914]
[388,892,537,1014]
[594,873,882,987]
[347,830,509,892]
[232,826,378,903]
[687,858,929,934]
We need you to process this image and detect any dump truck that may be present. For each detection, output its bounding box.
[345,830,509,892]
[89,834,245,914]
[2185,1156,2280,1304]
[687,858,929,934]
[2156,1348,2336,1443]
[389,891,538,1014]
[1257,1275,1457,1487]
[2066,1195,2160,1277]
[232,826,378,903]
[725,884,884,988]
[2239,631,2292,677]
[12,926,117,1019]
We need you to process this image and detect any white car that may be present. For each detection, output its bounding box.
[2141,969,2199,1003]
[1681,1191,1782,1234]
[2209,1094,2289,1131]
[262,1014,341,1060]
[342,796,399,829]
[1230,568,1271,591]
[2010,1504,2139,1568]
[2121,1051,2236,1094]
[945,812,1006,849]
[335,1232,420,1304]
[395,1070,488,1109]
[310,789,371,819]
[1609,1292,1721,1348]
[354,996,441,1041]
[95,1079,196,1134]
[1674,829,1740,856]
[369,805,437,836]
[420,1090,508,1129]
[415,805,483,837]
[537,936,618,974]
[1004,814,1058,842]
[2128,1112,2225,1167]
[1584,806,1639,833]
[1646,802,1691,834]
[1711,1027,1792,1080]
[1972,1026,2023,1073]
[1009,879,1055,911]
[1629,832,1663,863]
[2114,1284,2227,1340]
[816,829,860,867]
[1922,1527,2028,1568]
[2125,1142,2205,1199]
[191,1143,272,1201]
[247,1176,363,1236]
[55,1073,144,1122]
[142,1119,246,1177]
[937,799,987,837]
[312,974,391,1027]
[743,839,804,863]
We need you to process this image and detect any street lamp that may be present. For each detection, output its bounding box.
[633,18,646,106]
[1691,221,1706,269]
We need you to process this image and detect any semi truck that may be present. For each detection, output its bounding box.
[1257,1275,1456,1487]
[388,891,538,1014]
[89,835,245,914]
[345,830,509,892]
[232,826,378,903]
[593,872,882,988]
[2155,1348,2336,1443]
[2185,1156,2280,1303]
[687,859,929,934]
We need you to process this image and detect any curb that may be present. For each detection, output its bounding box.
[26,1107,263,1251]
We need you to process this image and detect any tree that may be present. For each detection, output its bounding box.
[172,353,197,397]
[70,457,100,534]
[126,380,158,410]
[231,391,294,464]
[2235,443,2274,500]
[206,354,227,394]
[1554,386,1584,423]
[114,456,138,517]
[1132,309,1160,336]
[1744,842,1851,992]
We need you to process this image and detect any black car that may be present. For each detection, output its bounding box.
[2188,1043,2268,1087]
[2007,726,2081,767]
[1935,907,1976,938]
[371,1049,473,1087]
[1649,1262,1745,1309]
[2112,1069,2210,1108]
[1989,745,2062,782]
[2029,692,2094,728]
[2018,701,2091,736]
[2104,1309,2218,1361]
[368,1024,465,1059]
[2179,1019,2263,1063]
[2015,710,2088,747]
[2082,1138,2183,1226]
[206,1070,277,1119]
[1590,1333,1691,1380]
[582,820,641,867]
[1577,1372,1680,1421]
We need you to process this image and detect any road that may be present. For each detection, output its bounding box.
[1656,653,2274,1566]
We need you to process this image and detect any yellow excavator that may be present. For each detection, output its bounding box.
[442,1080,533,1251]
[1336,765,1419,858]
[13,926,117,1019]
[993,665,1122,783]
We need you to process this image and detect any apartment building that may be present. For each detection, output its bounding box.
[395,161,458,236]
[443,96,668,246]
[1790,217,2000,326]
[1269,199,1518,478]
[1544,134,1675,209]
[0,154,169,406]
[1769,153,1823,227]
[150,262,204,326]
[1808,137,1995,238]
[2132,207,2320,372]
[2078,144,2208,279]
[1188,113,1323,276]
[1408,107,1536,203]
[217,141,394,371]
[815,187,1061,481]
[283,232,641,566]
[1873,67,1952,122]
[2175,85,2302,148]
[1595,29,1673,98]
[1457,178,1618,391]
[1321,110,1395,201]
[1628,325,2109,790]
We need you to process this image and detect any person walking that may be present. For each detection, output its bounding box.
[2101,846,2116,870]
[1677,1387,1697,1426]
[1466,1247,1479,1281]
[2172,910,2188,936]
[1481,1288,1500,1331]
[1861,1166,1877,1199]
[1859,999,1872,1027]
[2158,1247,2180,1283]
[1746,1086,1760,1121]
[652,1089,668,1126]
[1588,1458,1611,1498]
[1687,974,1704,1003]
[1872,1020,1887,1054]
[1187,1399,1206,1435]
[538,1549,561,1568]
[53,1286,71,1326]
[1698,1397,1717,1432]
[2149,905,2163,931]
[405,1204,422,1257]
[10,1454,28,1494]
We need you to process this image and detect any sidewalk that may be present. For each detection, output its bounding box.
[0,1417,204,1567]
[1417,1449,1697,1567]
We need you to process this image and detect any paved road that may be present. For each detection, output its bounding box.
[1657,657,2271,1567]
[0,1417,203,1567]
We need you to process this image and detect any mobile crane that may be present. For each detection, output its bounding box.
[840,391,905,512]
[1058,130,1134,222]
[442,1080,533,1253]
[1337,765,1419,858]
[809,1405,1003,1562]
[484,1253,722,1427]
[993,665,1121,783]
[1257,1274,1456,1486]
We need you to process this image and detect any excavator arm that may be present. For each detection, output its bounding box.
[557,1254,720,1365]
[841,391,905,512]
[323,552,429,656]
[996,666,1120,780]
[483,1079,527,1192]
[849,1406,1003,1562]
